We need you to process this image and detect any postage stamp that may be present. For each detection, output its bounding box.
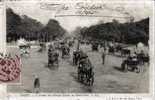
[0,54,21,83]
[0,0,154,100]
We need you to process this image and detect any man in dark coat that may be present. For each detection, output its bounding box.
[33,75,40,93]
[101,47,106,65]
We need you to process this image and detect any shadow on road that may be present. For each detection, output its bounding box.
[66,59,75,66]
[113,66,124,72]
[23,89,32,93]
[44,63,59,70]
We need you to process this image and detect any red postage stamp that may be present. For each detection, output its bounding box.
[0,55,21,83]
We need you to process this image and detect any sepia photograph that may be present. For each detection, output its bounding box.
[6,1,151,93]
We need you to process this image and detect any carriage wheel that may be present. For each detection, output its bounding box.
[79,73,85,84]
[89,75,94,86]
[81,74,86,84]
[77,72,80,81]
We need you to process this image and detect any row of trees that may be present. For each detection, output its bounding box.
[76,18,149,45]
[7,8,149,45]
[7,8,67,42]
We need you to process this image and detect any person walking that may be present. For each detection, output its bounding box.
[101,47,106,65]
[33,75,40,93]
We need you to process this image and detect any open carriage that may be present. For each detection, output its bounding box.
[48,48,59,67]
[18,38,31,57]
[121,56,141,73]
[77,54,94,86]
[61,45,70,58]
[91,42,99,51]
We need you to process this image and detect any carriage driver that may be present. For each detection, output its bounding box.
[48,43,55,64]
[79,52,94,73]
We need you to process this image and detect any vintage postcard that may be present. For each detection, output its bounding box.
[0,0,154,100]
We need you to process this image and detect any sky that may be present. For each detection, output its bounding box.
[6,1,152,33]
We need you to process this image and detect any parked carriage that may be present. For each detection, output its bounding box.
[121,56,141,73]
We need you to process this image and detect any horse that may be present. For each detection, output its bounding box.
[61,45,70,58]
[78,58,94,86]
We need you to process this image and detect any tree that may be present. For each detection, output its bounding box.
[7,8,66,42]
[75,18,149,45]
[41,19,66,42]
[7,8,22,42]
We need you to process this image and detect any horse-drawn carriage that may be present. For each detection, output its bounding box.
[61,44,70,58]
[77,53,94,86]
[68,40,74,47]
[19,44,31,57]
[48,47,59,67]
[17,38,31,57]
[91,42,99,51]
[121,52,149,73]
[121,56,141,73]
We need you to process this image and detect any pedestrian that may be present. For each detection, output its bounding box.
[73,50,77,65]
[33,75,40,93]
[101,47,106,65]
